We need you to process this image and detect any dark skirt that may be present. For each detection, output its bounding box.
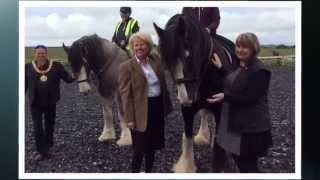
[240,129,273,158]
[131,95,164,153]
[217,102,272,158]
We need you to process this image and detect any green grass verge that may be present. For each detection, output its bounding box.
[25,46,295,67]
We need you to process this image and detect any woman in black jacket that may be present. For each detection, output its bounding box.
[207,32,273,172]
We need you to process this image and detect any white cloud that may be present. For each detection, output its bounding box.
[46,13,59,28]
[218,8,295,45]
[25,7,296,47]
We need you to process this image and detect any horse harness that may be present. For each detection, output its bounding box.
[175,34,214,86]
[77,42,121,84]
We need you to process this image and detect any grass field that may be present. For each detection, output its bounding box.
[259,47,294,57]
[25,46,295,64]
[25,47,68,64]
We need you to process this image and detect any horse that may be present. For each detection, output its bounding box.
[154,14,234,172]
[62,34,132,146]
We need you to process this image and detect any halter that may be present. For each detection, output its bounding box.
[174,32,214,86]
[175,77,198,84]
[76,56,90,84]
[77,79,89,84]
[77,41,121,84]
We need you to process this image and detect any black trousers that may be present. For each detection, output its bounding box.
[30,104,56,154]
[212,141,228,172]
[130,96,164,173]
[232,154,259,173]
[130,138,155,173]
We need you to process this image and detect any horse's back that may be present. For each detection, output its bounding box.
[97,39,130,99]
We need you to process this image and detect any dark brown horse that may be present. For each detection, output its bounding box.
[154,14,234,172]
[62,34,132,146]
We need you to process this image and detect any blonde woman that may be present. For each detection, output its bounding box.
[119,32,172,172]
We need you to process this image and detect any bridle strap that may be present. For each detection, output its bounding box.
[96,58,113,78]
[174,33,213,86]
[81,44,120,79]
[175,78,198,84]
[77,79,89,84]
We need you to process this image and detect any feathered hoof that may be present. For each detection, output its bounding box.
[172,156,197,173]
[116,135,132,146]
[194,133,210,145]
[98,129,116,142]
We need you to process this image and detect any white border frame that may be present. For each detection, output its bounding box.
[19,1,301,179]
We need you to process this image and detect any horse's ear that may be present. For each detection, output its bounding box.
[177,16,185,36]
[62,43,69,53]
[153,22,164,37]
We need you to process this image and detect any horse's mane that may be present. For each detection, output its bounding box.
[76,34,105,62]
[69,34,115,74]
[159,14,211,77]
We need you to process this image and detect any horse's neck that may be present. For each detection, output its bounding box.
[102,40,128,64]
[193,29,212,71]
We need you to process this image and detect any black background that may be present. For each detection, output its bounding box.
[0,0,318,179]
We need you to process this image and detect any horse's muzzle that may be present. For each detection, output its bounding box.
[80,91,90,96]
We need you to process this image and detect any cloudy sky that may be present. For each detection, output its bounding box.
[24,5,296,47]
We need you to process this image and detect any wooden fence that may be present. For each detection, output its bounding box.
[258,55,295,61]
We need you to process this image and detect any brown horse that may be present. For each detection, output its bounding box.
[62,34,132,146]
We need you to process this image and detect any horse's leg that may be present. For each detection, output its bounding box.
[173,106,197,173]
[194,109,212,145]
[98,97,116,141]
[115,93,132,146]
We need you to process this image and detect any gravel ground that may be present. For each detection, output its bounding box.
[25,65,295,173]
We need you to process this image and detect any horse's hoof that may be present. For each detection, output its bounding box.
[116,136,132,146]
[98,130,116,142]
[194,134,210,145]
[172,160,197,173]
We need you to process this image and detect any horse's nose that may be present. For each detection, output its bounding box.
[80,90,90,96]
[78,81,92,96]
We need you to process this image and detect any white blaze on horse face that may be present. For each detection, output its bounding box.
[174,61,192,106]
[78,65,91,95]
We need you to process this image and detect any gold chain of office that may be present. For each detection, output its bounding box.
[31,60,53,82]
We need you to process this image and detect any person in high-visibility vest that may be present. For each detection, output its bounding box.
[112,7,140,54]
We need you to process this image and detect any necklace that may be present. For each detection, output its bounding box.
[32,60,53,82]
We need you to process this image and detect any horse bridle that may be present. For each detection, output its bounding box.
[174,34,214,86]
[76,42,120,84]
[76,56,91,84]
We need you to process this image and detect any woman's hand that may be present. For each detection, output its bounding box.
[211,53,222,69]
[127,121,135,129]
[206,93,224,103]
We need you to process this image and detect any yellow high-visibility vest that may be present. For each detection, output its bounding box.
[115,18,137,51]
